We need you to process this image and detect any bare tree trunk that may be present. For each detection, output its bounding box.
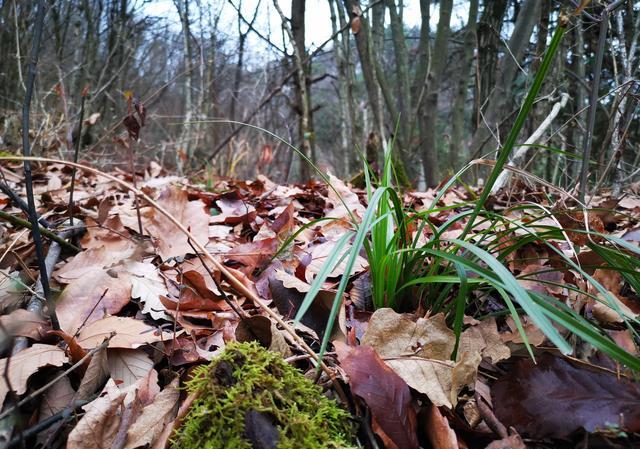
[386,0,410,149]
[610,10,640,197]
[229,0,261,122]
[449,0,478,169]
[419,0,452,187]
[341,0,382,136]
[175,0,194,170]
[273,0,313,181]
[469,0,541,158]
[568,16,586,184]
[474,0,508,131]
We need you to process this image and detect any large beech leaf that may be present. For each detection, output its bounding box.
[492,353,640,438]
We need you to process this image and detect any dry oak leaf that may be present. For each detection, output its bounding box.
[142,186,209,260]
[54,244,138,283]
[325,173,365,220]
[361,308,482,408]
[334,342,419,449]
[68,367,159,449]
[76,316,177,349]
[123,377,179,449]
[0,344,68,405]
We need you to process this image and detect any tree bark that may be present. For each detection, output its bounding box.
[419,0,452,187]
[469,0,541,158]
[474,0,508,131]
[449,0,478,169]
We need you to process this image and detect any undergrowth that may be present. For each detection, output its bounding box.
[291,18,640,369]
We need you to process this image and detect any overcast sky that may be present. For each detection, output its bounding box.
[144,1,470,57]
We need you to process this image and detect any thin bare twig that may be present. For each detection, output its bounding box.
[20,0,59,331]
[68,94,86,226]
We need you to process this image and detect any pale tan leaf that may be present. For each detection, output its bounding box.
[361,308,454,359]
[127,261,169,321]
[123,378,180,449]
[305,239,368,283]
[0,309,46,340]
[108,349,156,389]
[273,269,311,293]
[325,174,365,219]
[66,381,126,449]
[56,270,132,335]
[76,316,177,349]
[0,344,68,405]
[362,308,485,408]
[458,317,510,364]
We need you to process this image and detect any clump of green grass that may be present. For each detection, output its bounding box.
[294,19,640,370]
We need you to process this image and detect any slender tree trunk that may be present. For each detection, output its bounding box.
[569,17,586,184]
[469,0,541,158]
[341,0,382,136]
[474,0,508,131]
[420,0,453,187]
[176,0,194,169]
[449,0,478,169]
[273,0,313,181]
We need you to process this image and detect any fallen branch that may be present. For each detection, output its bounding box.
[491,93,569,193]
[0,181,51,228]
[0,210,80,252]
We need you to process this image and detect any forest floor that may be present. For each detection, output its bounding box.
[1,160,640,449]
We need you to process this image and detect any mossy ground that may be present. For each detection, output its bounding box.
[172,341,357,449]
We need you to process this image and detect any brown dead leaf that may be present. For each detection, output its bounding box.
[0,344,68,405]
[334,342,419,449]
[56,270,132,335]
[74,345,109,401]
[493,353,640,438]
[458,317,510,364]
[67,383,126,449]
[127,261,169,321]
[143,186,209,260]
[108,349,156,389]
[210,194,257,225]
[361,308,485,408]
[325,174,365,220]
[305,239,368,283]
[423,404,458,449]
[0,309,46,340]
[501,316,546,347]
[76,316,177,349]
[123,377,179,449]
[484,432,526,449]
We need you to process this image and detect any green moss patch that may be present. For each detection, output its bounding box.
[172,341,357,449]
